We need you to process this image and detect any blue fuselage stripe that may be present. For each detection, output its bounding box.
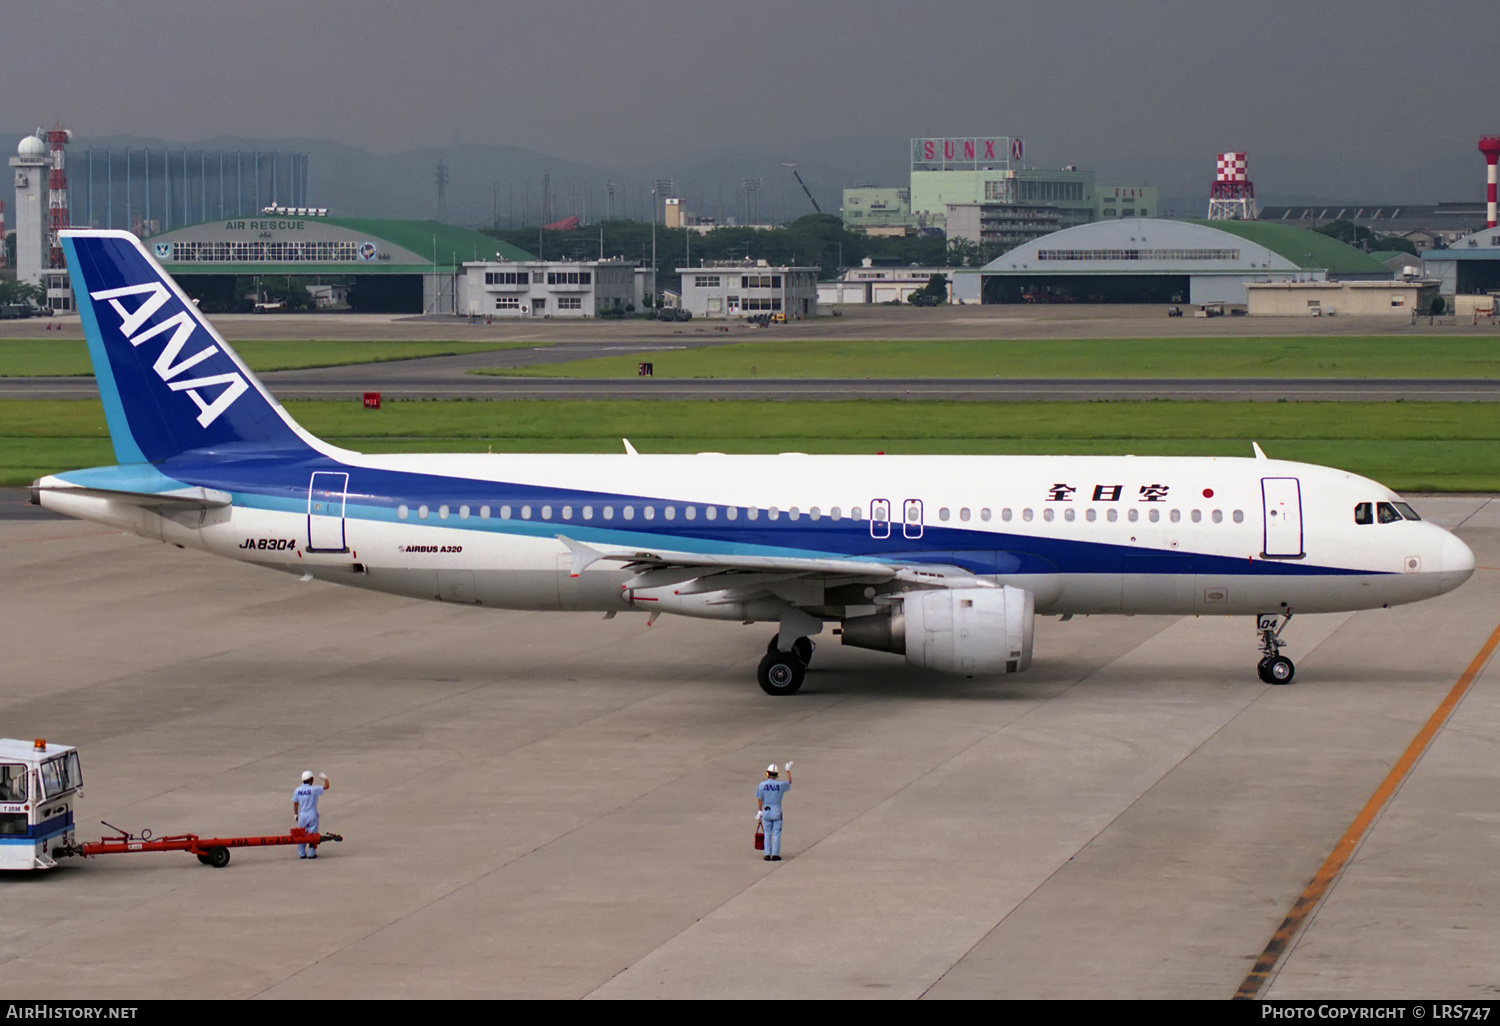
[59,453,1385,579]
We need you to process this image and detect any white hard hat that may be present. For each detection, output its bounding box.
[766,763,778,774]
[301,770,315,782]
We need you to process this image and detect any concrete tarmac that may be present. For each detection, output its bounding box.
[0,495,1496,998]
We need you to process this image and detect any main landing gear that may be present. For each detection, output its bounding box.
[758,635,814,696]
[1256,612,1295,685]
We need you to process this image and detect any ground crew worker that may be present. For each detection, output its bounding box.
[756,761,793,861]
[292,770,330,859]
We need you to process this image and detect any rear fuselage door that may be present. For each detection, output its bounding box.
[307,471,350,553]
[1261,477,1304,558]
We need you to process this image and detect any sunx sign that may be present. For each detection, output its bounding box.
[89,282,249,428]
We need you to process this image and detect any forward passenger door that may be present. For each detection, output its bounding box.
[1261,477,1304,559]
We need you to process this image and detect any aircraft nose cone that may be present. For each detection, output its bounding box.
[1440,531,1476,593]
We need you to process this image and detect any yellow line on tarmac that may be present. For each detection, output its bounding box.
[1234,620,1500,1000]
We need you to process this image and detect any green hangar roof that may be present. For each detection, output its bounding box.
[1181,219,1388,274]
[145,216,536,276]
[321,218,536,264]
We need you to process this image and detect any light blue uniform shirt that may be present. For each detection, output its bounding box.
[292,782,324,858]
[293,784,324,821]
[756,778,790,819]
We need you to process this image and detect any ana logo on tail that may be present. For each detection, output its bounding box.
[89,282,249,428]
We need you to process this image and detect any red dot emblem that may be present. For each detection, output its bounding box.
[1202,488,1215,498]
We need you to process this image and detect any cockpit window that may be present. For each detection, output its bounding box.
[1354,502,1373,525]
[1376,502,1403,524]
[1391,502,1421,522]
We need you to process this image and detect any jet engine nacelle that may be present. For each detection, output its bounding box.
[841,586,1034,674]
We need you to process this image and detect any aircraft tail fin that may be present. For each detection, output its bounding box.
[61,230,319,464]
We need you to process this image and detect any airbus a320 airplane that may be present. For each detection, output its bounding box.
[32,231,1476,694]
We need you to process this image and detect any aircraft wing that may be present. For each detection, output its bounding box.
[556,535,995,588]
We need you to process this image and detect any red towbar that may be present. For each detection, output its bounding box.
[55,821,343,868]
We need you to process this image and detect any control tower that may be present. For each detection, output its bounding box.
[9,133,49,289]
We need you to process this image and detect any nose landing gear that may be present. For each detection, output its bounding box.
[1256,612,1295,685]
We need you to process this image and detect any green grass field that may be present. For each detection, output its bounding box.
[4,398,1497,491]
[0,339,540,377]
[477,337,1500,380]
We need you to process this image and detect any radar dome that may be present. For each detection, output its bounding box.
[17,135,46,159]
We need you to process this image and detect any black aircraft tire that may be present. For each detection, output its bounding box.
[1265,657,1296,686]
[758,651,805,696]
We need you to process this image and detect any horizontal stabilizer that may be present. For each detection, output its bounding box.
[32,483,231,511]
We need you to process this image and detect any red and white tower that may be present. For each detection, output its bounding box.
[1207,151,1257,220]
[1479,136,1500,229]
[45,126,72,269]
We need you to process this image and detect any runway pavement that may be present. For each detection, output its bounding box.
[1,493,1496,998]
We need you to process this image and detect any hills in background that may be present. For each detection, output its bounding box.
[3,128,1490,230]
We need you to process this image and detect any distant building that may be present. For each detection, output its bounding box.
[678,261,819,319]
[1245,280,1438,317]
[896,137,1154,244]
[1258,202,1488,249]
[818,260,959,304]
[1370,250,1423,278]
[1419,227,1500,297]
[914,165,1098,232]
[460,258,639,317]
[944,202,1062,251]
[842,187,920,232]
[971,217,1390,305]
[144,215,535,314]
[1097,186,1158,220]
[8,134,49,294]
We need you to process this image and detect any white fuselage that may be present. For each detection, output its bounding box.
[39,451,1476,622]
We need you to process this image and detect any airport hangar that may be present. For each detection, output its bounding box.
[1420,226,1500,299]
[961,217,1390,305]
[141,214,536,314]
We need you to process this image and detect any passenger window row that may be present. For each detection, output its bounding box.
[997,507,1245,525]
[1354,501,1420,525]
[393,503,880,523]
[391,500,1246,529]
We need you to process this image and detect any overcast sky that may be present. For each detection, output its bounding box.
[5,1,1497,200]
